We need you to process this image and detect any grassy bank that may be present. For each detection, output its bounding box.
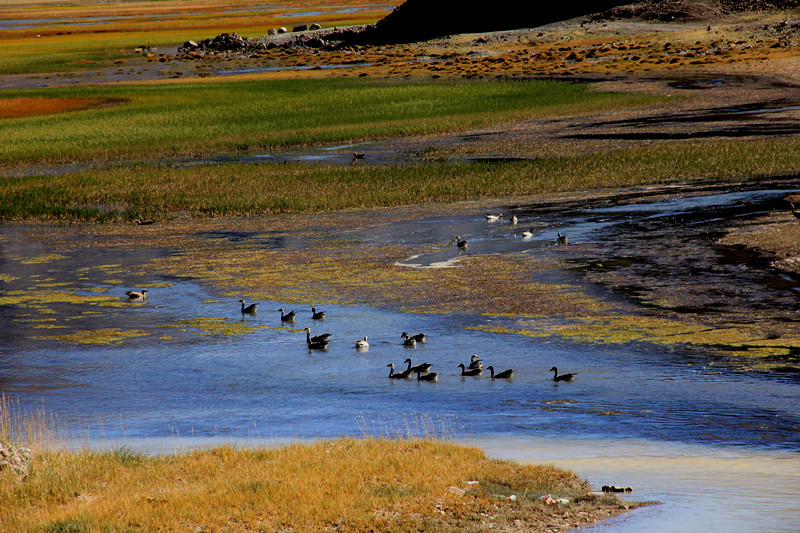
[3,135,800,221]
[0,437,636,532]
[0,397,633,532]
[0,78,657,166]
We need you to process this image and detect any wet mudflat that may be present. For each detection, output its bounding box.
[2,180,800,531]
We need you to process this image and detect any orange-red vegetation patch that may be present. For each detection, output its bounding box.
[0,97,124,119]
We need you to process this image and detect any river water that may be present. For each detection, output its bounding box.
[1,182,799,531]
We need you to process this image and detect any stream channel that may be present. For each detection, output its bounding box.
[1,181,799,531]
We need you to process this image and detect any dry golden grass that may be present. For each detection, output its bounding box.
[0,437,634,532]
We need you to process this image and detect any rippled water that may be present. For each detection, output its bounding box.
[1,183,799,531]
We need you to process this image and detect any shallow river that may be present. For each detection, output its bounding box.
[1,182,799,531]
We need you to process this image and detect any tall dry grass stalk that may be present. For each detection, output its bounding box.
[0,393,64,453]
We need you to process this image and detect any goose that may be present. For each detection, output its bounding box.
[135,219,154,225]
[510,215,518,225]
[450,236,468,249]
[306,330,329,350]
[417,369,439,382]
[521,227,534,239]
[458,363,482,376]
[279,308,296,322]
[402,336,417,347]
[126,289,147,300]
[403,358,432,374]
[238,299,258,314]
[485,213,503,222]
[352,152,365,161]
[468,354,484,370]
[550,366,576,382]
[303,327,331,344]
[557,233,568,245]
[355,336,369,349]
[401,332,426,343]
[790,202,800,220]
[387,362,412,379]
[311,307,326,320]
[487,366,514,379]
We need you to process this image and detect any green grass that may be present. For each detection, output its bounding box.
[3,135,800,221]
[0,78,657,166]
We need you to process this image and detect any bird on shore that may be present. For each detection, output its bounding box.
[306,329,329,350]
[789,201,800,220]
[279,308,296,322]
[550,366,576,382]
[417,369,439,382]
[450,236,468,249]
[303,327,331,344]
[126,289,147,300]
[459,363,482,377]
[355,336,369,349]
[510,215,518,225]
[404,358,432,374]
[135,219,154,225]
[485,213,503,222]
[521,227,534,239]
[468,354,484,370]
[238,299,258,314]
[487,366,514,379]
[311,307,326,320]
[557,233,568,245]
[401,332,426,343]
[387,362,412,379]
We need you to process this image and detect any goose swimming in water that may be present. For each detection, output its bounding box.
[402,336,417,347]
[387,362,412,379]
[404,358,432,374]
[416,369,439,382]
[306,330,329,350]
[401,332,426,343]
[303,327,330,344]
[521,227,534,239]
[510,215,518,225]
[485,213,503,222]
[458,363,482,377]
[468,354,484,370]
[311,307,326,320]
[487,366,514,379]
[279,308,296,322]
[238,299,258,314]
[557,233,568,245]
[550,366,576,382]
[126,289,147,300]
[355,336,369,349]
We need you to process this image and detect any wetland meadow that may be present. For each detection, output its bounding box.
[2,0,800,531]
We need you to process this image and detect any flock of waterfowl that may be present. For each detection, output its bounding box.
[122,292,578,383]
[124,208,578,383]
[448,213,569,250]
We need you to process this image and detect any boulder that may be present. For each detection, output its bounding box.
[309,23,322,30]
[293,24,310,32]
[0,440,32,481]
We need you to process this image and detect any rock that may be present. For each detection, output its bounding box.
[0,440,32,480]
[277,27,288,34]
[293,24,310,32]
[309,23,322,30]
[268,28,278,35]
